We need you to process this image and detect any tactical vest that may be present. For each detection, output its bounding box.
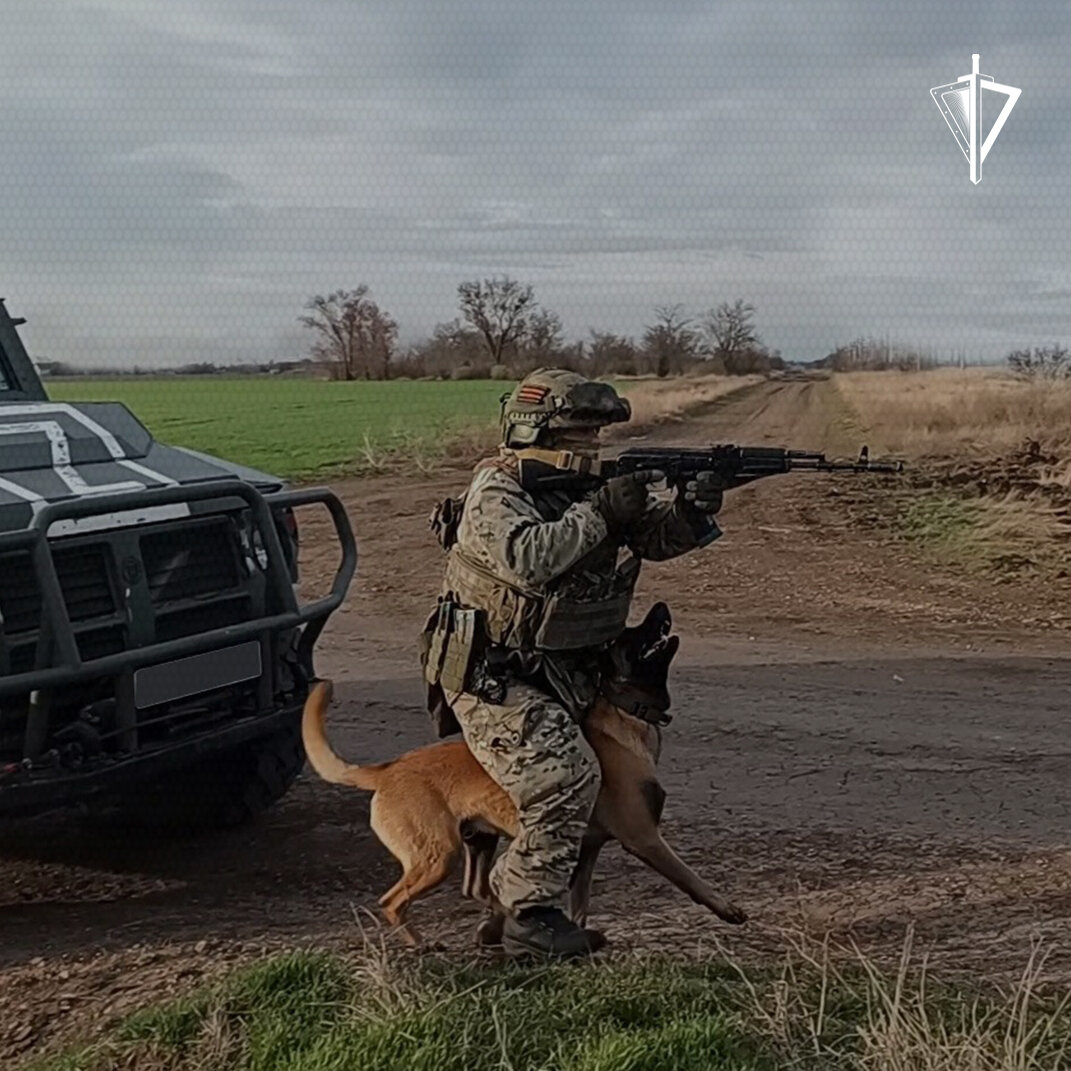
[442,543,638,651]
[430,465,641,652]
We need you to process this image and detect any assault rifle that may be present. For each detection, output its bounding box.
[521,444,905,490]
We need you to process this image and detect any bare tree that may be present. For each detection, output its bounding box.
[702,299,758,366]
[642,304,699,377]
[299,287,398,380]
[588,330,639,376]
[457,276,537,366]
[519,308,565,371]
[1007,344,1070,381]
[822,335,938,372]
[409,319,487,379]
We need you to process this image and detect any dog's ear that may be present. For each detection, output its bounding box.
[609,604,677,685]
[636,602,672,648]
[621,631,676,714]
[640,634,679,687]
[614,618,646,669]
[662,634,680,666]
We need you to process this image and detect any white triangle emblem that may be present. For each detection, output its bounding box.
[931,54,1020,183]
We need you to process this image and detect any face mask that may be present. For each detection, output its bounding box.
[546,430,601,458]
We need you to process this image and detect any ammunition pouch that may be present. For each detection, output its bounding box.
[420,596,506,737]
[422,598,481,694]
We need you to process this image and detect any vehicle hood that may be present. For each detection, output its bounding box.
[0,400,285,532]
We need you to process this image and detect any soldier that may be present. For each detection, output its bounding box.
[421,368,725,958]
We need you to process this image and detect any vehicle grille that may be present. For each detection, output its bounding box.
[0,543,122,673]
[140,517,250,641]
[0,516,254,676]
[0,552,38,635]
[141,518,241,604]
[0,544,116,634]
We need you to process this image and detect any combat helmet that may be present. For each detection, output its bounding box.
[499,368,631,448]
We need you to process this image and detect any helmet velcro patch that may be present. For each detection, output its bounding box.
[515,385,550,404]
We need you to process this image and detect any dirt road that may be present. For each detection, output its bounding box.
[3,377,1071,1065]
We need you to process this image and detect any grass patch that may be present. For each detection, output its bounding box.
[835,372,1071,575]
[898,495,984,549]
[29,935,1071,1071]
[897,493,1071,577]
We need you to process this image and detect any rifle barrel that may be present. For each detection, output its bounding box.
[529,442,904,488]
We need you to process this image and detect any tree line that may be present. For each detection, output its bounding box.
[815,336,942,372]
[298,277,785,381]
[816,336,1071,380]
[34,281,1066,380]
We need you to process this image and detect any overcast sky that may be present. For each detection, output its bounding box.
[3,0,1069,367]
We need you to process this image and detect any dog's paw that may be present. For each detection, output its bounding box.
[475,912,506,948]
[715,900,748,925]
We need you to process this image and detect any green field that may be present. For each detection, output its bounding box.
[48,378,510,481]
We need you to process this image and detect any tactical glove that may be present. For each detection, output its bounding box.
[591,469,663,534]
[679,470,726,515]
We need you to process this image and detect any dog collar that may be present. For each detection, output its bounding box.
[599,679,673,727]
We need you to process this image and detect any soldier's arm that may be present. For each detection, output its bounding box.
[466,468,609,587]
[623,494,722,561]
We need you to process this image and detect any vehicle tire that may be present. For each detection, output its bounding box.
[94,713,306,832]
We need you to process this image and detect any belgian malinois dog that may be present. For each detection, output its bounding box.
[301,603,746,946]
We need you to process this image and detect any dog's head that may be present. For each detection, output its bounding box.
[600,602,680,725]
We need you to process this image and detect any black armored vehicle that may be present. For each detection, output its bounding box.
[0,299,355,827]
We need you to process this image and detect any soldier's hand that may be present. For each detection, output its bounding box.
[592,469,664,533]
[680,470,726,515]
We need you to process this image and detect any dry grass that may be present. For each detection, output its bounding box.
[833,369,1071,459]
[835,370,1071,575]
[728,927,1071,1071]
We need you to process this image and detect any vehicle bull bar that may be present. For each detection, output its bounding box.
[0,479,357,750]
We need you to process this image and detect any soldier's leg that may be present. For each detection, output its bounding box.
[451,683,601,915]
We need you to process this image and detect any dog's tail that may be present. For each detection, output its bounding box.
[301,679,386,791]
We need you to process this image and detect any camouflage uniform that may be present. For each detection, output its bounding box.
[434,447,720,915]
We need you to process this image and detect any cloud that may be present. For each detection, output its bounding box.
[2,0,1069,365]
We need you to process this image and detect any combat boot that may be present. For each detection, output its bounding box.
[501,906,606,959]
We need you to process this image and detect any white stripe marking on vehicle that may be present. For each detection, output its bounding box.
[0,402,179,487]
[43,502,193,537]
[0,422,143,496]
[118,459,178,485]
[0,473,43,502]
[0,402,125,456]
